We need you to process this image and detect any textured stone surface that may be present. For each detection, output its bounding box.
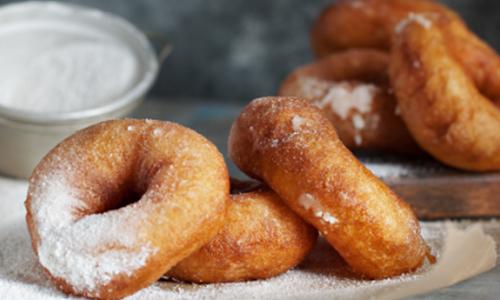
[0,0,498,102]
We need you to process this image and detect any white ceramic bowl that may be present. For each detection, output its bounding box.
[0,2,160,178]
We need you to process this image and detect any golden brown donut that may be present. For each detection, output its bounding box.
[25,119,229,299]
[168,179,318,283]
[228,97,430,279]
[311,0,500,106]
[311,0,456,55]
[389,16,500,171]
[279,49,420,154]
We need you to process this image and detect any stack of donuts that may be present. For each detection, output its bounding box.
[280,0,500,171]
[23,0,498,298]
[26,106,432,299]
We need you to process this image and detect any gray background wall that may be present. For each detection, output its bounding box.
[1,0,499,103]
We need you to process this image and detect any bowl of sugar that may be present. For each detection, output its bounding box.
[0,2,160,178]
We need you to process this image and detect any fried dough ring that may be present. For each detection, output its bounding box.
[25,119,229,299]
[311,0,500,105]
[279,49,420,154]
[389,17,500,171]
[168,180,318,283]
[228,97,429,279]
[311,0,456,54]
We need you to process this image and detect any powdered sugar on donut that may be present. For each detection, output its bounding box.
[291,115,307,131]
[295,77,332,100]
[395,13,433,33]
[352,113,366,130]
[299,193,338,225]
[313,82,377,146]
[28,170,158,294]
[352,113,366,146]
[315,82,377,119]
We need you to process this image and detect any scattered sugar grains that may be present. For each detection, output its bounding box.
[28,171,158,293]
[153,128,163,136]
[299,193,338,225]
[291,115,306,131]
[1,199,498,299]
[352,113,366,146]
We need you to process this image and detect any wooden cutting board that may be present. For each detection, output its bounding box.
[362,154,500,220]
[387,174,500,220]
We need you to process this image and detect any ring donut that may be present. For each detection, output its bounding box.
[311,0,456,55]
[229,97,430,279]
[389,16,500,171]
[25,119,230,299]
[311,0,500,106]
[279,49,420,154]
[168,179,318,283]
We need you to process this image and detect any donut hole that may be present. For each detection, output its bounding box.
[99,160,170,212]
[117,184,147,209]
[73,159,169,217]
[86,181,148,216]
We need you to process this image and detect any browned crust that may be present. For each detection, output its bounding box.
[310,0,500,106]
[168,184,318,283]
[228,97,429,279]
[25,119,230,299]
[389,19,500,171]
[311,0,459,55]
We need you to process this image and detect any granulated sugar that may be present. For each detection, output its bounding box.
[0,176,497,299]
[0,215,496,299]
[27,170,158,294]
[0,3,140,113]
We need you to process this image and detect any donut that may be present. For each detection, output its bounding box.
[279,49,420,154]
[389,15,500,171]
[228,97,430,279]
[311,0,500,106]
[25,119,230,299]
[168,179,318,283]
[310,0,456,55]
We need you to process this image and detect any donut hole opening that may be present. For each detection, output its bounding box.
[91,179,150,215]
[81,161,168,216]
[118,186,147,209]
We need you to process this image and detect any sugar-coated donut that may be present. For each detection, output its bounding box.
[389,16,500,171]
[229,97,430,279]
[279,49,419,154]
[311,0,500,106]
[25,119,230,299]
[168,179,318,283]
